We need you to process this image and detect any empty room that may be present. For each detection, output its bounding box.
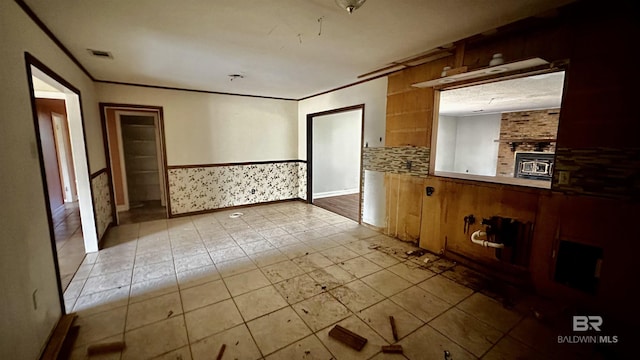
[1,0,638,359]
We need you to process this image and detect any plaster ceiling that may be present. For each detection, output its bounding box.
[439,71,566,116]
[24,0,573,99]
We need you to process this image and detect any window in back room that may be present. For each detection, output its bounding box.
[433,71,566,188]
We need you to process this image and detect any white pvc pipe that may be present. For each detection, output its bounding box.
[471,230,505,249]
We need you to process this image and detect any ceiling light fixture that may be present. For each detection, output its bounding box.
[335,0,367,14]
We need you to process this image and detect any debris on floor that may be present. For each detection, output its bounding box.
[228,212,243,218]
[406,249,426,256]
[381,345,403,354]
[328,324,367,351]
[216,344,226,360]
[389,316,398,341]
[86,341,126,356]
[444,350,452,360]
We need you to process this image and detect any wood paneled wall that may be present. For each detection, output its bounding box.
[380,0,639,322]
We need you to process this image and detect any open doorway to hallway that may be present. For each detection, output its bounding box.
[101,105,169,225]
[307,105,364,222]
[27,55,99,308]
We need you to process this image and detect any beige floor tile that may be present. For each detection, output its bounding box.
[185,298,244,342]
[369,353,407,360]
[215,256,258,278]
[134,250,173,268]
[265,234,301,248]
[509,317,588,359]
[361,270,412,297]
[482,335,546,360]
[209,245,246,263]
[74,306,127,347]
[430,308,502,357]
[330,280,385,312]
[153,346,192,360]
[390,286,451,322]
[173,253,213,273]
[73,286,130,316]
[357,300,423,343]
[398,325,475,360]
[293,292,351,331]
[303,237,341,252]
[90,259,135,277]
[317,315,389,360]
[132,260,175,284]
[203,236,237,252]
[321,246,360,263]
[191,324,262,360]
[387,261,436,284]
[247,307,312,355]
[176,265,220,289]
[240,239,276,254]
[441,266,490,291]
[309,265,356,290]
[250,249,289,267]
[338,257,383,278]
[234,285,288,321]
[81,269,132,296]
[122,315,189,360]
[292,252,334,272]
[172,244,208,259]
[363,251,401,268]
[417,275,474,304]
[279,242,316,259]
[457,292,523,332]
[274,274,325,304]
[180,279,230,312]
[223,268,271,296]
[266,334,332,360]
[69,334,123,360]
[262,260,306,283]
[130,274,178,304]
[344,239,377,255]
[126,291,183,331]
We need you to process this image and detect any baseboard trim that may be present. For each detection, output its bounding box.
[169,198,304,218]
[313,189,359,199]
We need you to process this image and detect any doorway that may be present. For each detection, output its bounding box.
[26,54,99,312]
[101,105,169,224]
[307,105,364,222]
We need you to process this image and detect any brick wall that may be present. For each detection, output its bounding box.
[496,109,560,177]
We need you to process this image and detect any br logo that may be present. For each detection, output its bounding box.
[573,316,603,331]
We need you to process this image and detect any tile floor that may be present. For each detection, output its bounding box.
[63,202,608,360]
[53,202,86,290]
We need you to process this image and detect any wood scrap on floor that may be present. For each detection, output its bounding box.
[86,341,125,356]
[40,313,78,360]
[381,345,403,354]
[389,316,398,341]
[216,344,226,360]
[328,325,367,351]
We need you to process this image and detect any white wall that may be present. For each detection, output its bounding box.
[312,110,362,197]
[298,78,388,227]
[0,1,104,358]
[435,115,458,172]
[453,113,501,176]
[96,84,298,165]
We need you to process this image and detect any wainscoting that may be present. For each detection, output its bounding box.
[167,160,306,215]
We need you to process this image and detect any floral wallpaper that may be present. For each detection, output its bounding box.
[298,162,307,200]
[168,161,306,215]
[91,170,113,239]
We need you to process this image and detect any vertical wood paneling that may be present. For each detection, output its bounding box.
[385,173,423,242]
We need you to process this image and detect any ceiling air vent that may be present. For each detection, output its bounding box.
[87,49,113,59]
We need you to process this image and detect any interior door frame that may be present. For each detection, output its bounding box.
[306,104,365,223]
[51,111,77,203]
[99,103,170,224]
[25,52,97,314]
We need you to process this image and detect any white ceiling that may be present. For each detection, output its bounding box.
[24,0,573,99]
[439,71,565,116]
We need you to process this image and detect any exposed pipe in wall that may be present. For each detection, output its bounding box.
[471,230,505,248]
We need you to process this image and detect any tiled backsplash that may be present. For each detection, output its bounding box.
[168,161,305,215]
[554,147,640,199]
[91,170,113,239]
[362,146,430,177]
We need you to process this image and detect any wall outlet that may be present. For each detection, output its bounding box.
[558,170,570,185]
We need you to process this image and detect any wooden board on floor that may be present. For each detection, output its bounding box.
[41,313,78,360]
